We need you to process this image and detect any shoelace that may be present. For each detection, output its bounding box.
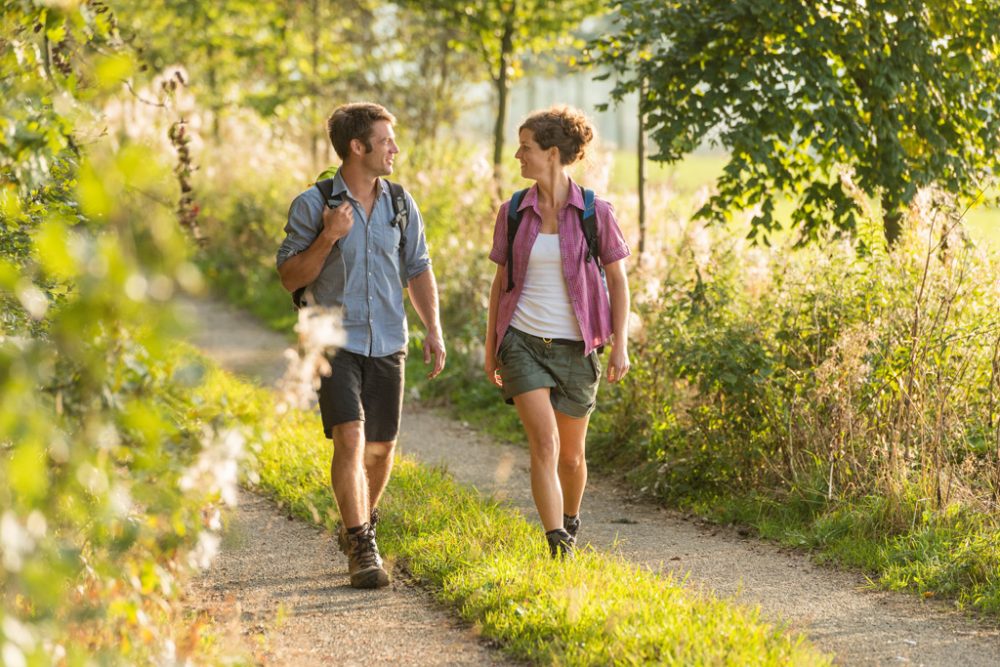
[351,527,381,568]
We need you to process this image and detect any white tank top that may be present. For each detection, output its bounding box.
[510,233,583,340]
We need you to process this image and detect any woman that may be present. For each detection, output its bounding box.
[485,106,631,558]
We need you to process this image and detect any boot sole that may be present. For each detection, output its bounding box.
[350,566,390,589]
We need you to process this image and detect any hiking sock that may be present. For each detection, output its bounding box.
[563,513,580,539]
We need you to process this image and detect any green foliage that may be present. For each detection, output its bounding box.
[1,3,253,663]
[597,200,1000,502]
[590,0,1000,243]
[110,0,492,152]
[399,0,605,166]
[192,363,827,665]
[1,2,117,192]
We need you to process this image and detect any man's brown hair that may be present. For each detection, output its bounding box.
[327,103,397,161]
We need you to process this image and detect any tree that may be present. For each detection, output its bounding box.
[115,0,399,167]
[591,0,1000,245]
[399,0,603,180]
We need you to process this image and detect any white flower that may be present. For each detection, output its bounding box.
[276,304,345,411]
[2,617,35,651]
[179,428,245,509]
[187,531,220,570]
[2,644,26,667]
[0,512,34,572]
[25,511,46,540]
[15,282,48,320]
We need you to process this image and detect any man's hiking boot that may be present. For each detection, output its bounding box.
[546,528,575,559]
[337,507,381,555]
[346,522,390,589]
[563,514,580,546]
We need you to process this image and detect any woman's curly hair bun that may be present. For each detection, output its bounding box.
[520,105,596,165]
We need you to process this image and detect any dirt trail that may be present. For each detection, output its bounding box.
[181,295,999,666]
[179,296,511,666]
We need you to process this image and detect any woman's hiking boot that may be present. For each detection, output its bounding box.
[346,522,390,589]
[563,514,580,545]
[546,528,575,559]
[337,507,381,555]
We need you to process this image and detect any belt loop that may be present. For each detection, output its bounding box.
[542,337,552,347]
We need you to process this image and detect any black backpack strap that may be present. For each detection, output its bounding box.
[580,188,603,277]
[315,178,339,207]
[505,189,529,292]
[385,179,410,286]
[386,180,408,234]
[292,178,340,309]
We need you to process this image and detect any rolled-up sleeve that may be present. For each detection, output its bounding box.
[596,200,630,265]
[402,193,432,280]
[276,192,322,268]
[488,202,510,265]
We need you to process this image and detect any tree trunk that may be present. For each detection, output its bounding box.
[310,0,322,171]
[883,196,903,246]
[492,11,516,189]
[207,43,221,141]
[637,79,647,260]
[431,38,452,143]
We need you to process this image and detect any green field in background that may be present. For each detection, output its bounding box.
[609,151,1000,248]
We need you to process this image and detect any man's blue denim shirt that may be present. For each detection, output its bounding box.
[276,170,431,357]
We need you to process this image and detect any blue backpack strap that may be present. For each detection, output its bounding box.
[580,188,603,276]
[505,189,529,292]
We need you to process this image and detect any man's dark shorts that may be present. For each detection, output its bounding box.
[318,348,406,442]
[497,327,602,418]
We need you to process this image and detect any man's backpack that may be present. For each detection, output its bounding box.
[505,187,601,293]
[291,178,409,309]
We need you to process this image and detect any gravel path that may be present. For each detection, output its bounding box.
[179,296,512,666]
[180,295,1000,666]
[193,489,508,666]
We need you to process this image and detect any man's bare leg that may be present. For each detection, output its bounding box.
[364,440,396,512]
[330,421,368,528]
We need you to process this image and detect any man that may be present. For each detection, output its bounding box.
[276,103,445,589]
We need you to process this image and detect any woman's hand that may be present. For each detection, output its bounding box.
[606,343,630,383]
[485,353,503,387]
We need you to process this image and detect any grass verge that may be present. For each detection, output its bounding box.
[696,490,1000,615]
[412,367,1000,618]
[189,363,828,665]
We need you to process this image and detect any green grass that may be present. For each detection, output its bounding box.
[609,151,727,192]
[645,484,1000,616]
[189,363,828,665]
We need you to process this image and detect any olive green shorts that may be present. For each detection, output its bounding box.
[497,327,602,418]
